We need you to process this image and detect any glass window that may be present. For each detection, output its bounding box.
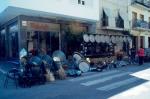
[78,0,81,4]
[0,29,6,58]
[78,0,85,5]
[140,14,144,21]
[132,12,137,20]
[9,24,19,58]
[82,1,85,5]
[27,31,59,56]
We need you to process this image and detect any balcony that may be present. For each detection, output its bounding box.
[132,19,150,31]
[131,0,150,9]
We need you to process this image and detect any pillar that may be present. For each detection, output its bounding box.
[144,36,148,48]
[137,36,141,50]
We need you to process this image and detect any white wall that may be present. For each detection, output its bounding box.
[7,0,99,21]
[129,6,150,22]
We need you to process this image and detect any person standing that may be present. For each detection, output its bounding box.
[130,46,136,64]
[137,46,145,65]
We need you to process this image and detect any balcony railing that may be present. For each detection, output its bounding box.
[132,0,150,8]
[132,19,150,29]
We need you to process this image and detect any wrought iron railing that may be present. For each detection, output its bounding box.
[132,19,150,29]
[132,0,150,8]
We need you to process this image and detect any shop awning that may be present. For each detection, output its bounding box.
[0,6,96,25]
[119,10,128,22]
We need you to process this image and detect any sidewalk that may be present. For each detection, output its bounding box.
[0,61,150,88]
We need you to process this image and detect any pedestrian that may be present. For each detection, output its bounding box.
[137,46,145,65]
[129,46,136,64]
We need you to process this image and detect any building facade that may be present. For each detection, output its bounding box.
[129,0,150,50]
[96,0,131,55]
[0,0,99,59]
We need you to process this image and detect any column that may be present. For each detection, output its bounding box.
[137,36,141,50]
[144,36,148,48]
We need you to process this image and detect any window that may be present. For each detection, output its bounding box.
[102,10,108,27]
[78,0,81,4]
[132,12,137,20]
[9,24,19,58]
[116,13,124,28]
[78,0,85,5]
[140,14,144,21]
[82,1,85,5]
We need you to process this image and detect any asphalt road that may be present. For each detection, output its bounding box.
[0,63,150,99]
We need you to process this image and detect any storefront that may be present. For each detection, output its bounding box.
[0,15,91,59]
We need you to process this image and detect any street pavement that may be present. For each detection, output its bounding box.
[0,62,150,99]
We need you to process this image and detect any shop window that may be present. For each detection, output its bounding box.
[27,31,59,56]
[10,32,19,58]
[0,29,6,58]
[149,17,150,29]
[9,24,19,58]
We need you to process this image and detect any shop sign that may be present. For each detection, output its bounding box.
[22,21,27,26]
[27,21,50,31]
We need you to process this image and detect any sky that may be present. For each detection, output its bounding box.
[0,0,8,13]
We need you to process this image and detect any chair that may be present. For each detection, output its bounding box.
[4,68,20,88]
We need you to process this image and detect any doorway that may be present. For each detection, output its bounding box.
[148,37,150,48]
